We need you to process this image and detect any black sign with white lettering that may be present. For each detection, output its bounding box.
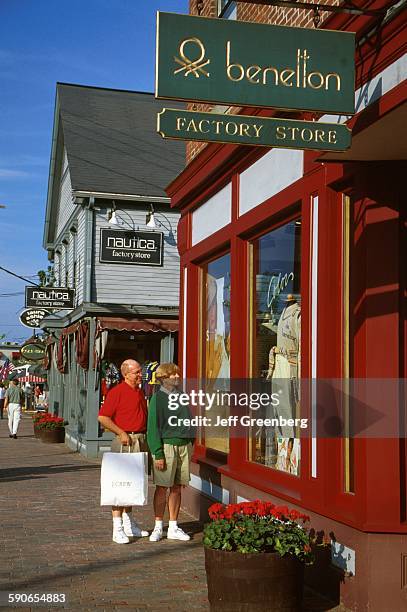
[25,287,75,309]
[99,229,163,266]
[19,308,51,328]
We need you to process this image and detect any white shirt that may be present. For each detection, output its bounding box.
[0,388,5,400]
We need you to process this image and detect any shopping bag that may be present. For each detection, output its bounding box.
[100,449,148,506]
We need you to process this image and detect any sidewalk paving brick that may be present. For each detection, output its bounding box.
[0,415,346,612]
[0,416,209,612]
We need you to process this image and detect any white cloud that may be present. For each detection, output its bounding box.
[0,169,31,179]
[0,155,48,167]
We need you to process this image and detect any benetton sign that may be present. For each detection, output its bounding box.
[156,13,355,115]
[100,229,163,266]
[25,287,75,310]
[158,108,351,151]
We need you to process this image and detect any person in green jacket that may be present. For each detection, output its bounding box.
[147,363,194,542]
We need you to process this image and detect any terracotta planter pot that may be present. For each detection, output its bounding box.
[204,547,304,612]
[40,427,66,444]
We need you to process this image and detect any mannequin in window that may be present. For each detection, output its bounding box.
[206,274,230,382]
[266,294,301,458]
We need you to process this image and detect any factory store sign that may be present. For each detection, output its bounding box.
[19,308,51,329]
[158,108,351,151]
[99,229,163,266]
[156,12,355,115]
[25,287,75,310]
[20,343,46,362]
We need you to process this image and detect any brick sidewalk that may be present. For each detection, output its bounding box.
[0,415,209,612]
[0,416,346,612]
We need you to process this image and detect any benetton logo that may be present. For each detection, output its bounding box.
[174,38,210,78]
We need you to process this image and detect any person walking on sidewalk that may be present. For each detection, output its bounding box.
[147,363,195,543]
[5,379,22,439]
[98,359,149,544]
[0,383,5,419]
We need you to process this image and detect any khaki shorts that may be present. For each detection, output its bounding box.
[111,433,147,453]
[153,443,192,487]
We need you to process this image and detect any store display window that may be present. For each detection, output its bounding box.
[249,219,302,474]
[201,253,231,454]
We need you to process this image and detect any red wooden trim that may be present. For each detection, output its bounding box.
[231,173,239,223]
[350,80,406,135]
[178,265,184,369]
[355,9,407,88]
[181,158,406,532]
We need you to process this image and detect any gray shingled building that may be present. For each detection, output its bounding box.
[41,83,185,457]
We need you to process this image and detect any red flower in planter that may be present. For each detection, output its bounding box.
[35,414,67,430]
[205,499,315,561]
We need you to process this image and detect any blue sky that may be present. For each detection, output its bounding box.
[0,0,188,342]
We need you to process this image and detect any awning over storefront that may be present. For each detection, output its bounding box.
[17,375,46,383]
[318,100,406,162]
[97,317,179,333]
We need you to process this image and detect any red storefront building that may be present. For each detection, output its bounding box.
[165,1,406,610]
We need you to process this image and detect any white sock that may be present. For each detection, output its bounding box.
[168,520,177,530]
[155,519,163,530]
[113,517,123,529]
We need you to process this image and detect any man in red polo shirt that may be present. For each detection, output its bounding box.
[98,359,149,544]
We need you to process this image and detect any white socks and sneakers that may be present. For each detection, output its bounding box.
[149,519,190,542]
[167,520,190,541]
[149,519,163,542]
[112,513,149,544]
[112,516,129,544]
[122,512,149,538]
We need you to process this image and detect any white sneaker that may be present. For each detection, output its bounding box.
[112,527,130,544]
[122,515,149,538]
[167,526,190,541]
[149,526,163,542]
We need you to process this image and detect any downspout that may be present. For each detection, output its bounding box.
[84,196,95,303]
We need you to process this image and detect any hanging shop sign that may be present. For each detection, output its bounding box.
[20,343,46,362]
[99,229,163,266]
[156,12,355,115]
[19,308,51,329]
[158,108,351,151]
[25,287,75,310]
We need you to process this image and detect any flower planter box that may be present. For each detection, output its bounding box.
[40,428,66,444]
[33,424,42,439]
[204,547,304,612]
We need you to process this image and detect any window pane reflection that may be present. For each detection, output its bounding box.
[202,253,231,453]
[250,219,301,474]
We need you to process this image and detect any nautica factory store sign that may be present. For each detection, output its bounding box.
[25,287,75,310]
[156,13,355,115]
[100,229,163,266]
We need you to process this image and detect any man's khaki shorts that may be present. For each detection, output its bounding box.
[153,443,192,487]
[111,433,147,453]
